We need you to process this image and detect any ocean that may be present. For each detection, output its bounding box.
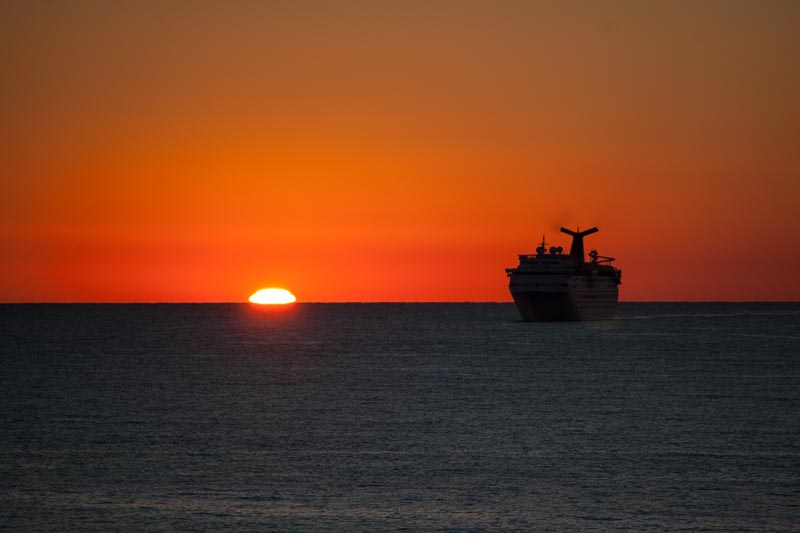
[2,303,799,530]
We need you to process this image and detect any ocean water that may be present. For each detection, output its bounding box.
[1,303,799,530]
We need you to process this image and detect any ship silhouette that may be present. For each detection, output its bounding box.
[506,227,622,321]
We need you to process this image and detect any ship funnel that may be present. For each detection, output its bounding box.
[560,226,599,263]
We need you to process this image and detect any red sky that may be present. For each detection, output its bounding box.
[2,1,799,302]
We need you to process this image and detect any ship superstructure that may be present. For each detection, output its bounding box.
[505,227,622,321]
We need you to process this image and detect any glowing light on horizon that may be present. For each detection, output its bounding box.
[248,288,297,305]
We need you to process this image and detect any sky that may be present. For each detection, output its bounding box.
[1,0,798,302]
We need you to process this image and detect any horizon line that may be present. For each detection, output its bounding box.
[2,300,799,305]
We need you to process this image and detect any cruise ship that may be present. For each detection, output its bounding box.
[506,227,622,321]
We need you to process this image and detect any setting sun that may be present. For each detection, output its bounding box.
[248,288,297,305]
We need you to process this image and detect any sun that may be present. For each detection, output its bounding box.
[249,288,297,305]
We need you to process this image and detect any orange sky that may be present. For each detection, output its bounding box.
[2,1,799,302]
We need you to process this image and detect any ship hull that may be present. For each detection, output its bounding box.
[511,287,618,321]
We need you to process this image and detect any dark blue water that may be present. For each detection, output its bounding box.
[2,303,799,530]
